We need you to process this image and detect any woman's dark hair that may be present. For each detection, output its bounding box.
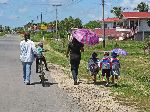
[71,37,84,49]
[104,52,109,56]
[72,38,79,44]
[92,52,97,58]
[38,42,43,48]
[24,32,30,41]
[72,38,82,46]
[111,52,118,58]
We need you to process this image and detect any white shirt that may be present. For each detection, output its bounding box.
[20,39,37,62]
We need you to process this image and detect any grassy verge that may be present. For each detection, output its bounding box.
[0,32,5,37]
[32,33,150,111]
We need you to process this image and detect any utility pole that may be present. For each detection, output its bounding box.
[102,0,105,48]
[40,12,44,40]
[41,12,43,23]
[53,4,62,39]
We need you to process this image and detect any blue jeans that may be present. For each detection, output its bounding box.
[22,62,32,83]
[71,64,79,82]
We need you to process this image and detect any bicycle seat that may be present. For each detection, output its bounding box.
[37,55,43,59]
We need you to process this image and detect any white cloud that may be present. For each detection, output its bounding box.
[87,13,100,21]
[41,0,46,2]
[47,0,70,4]
[120,0,150,11]
[0,10,4,16]
[83,8,101,21]
[18,7,28,13]
[8,15,19,20]
[0,0,8,4]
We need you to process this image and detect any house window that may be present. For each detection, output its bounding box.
[113,22,116,28]
[130,21,134,28]
[147,19,150,27]
[135,21,138,26]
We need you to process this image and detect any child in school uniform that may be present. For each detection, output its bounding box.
[88,52,99,83]
[111,52,120,84]
[100,52,112,86]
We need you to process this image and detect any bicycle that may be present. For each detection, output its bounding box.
[38,57,46,87]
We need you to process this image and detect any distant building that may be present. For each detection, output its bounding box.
[96,12,150,41]
[121,12,150,40]
[93,29,121,40]
[100,18,120,29]
[95,18,121,40]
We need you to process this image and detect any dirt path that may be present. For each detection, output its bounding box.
[48,63,138,112]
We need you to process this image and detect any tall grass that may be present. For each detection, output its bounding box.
[32,33,150,111]
[0,32,5,37]
[47,39,150,111]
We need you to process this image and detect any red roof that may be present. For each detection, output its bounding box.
[122,12,150,19]
[93,29,121,37]
[100,18,120,22]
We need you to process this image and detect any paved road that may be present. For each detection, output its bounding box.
[0,35,79,112]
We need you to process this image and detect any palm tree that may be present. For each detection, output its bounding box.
[111,7,123,18]
[134,2,149,12]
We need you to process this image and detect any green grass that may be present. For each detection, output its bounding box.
[32,33,150,111]
[0,32,5,37]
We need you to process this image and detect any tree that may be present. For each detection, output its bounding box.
[56,16,82,39]
[0,25,3,32]
[83,21,101,29]
[111,7,123,18]
[58,16,82,32]
[74,18,82,28]
[134,2,149,12]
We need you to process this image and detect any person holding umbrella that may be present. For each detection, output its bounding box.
[66,38,84,85]
[67,28,99,85]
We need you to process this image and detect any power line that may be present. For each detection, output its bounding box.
[61,0,84,9]
[42,9,56,22]
[29,0,84,23]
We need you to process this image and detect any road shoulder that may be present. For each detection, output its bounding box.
[48,63,138,112]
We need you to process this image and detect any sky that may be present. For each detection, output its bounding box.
[0,0,150,28]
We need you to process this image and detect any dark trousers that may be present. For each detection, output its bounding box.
[71,63,79,82]
[36,56,48,72]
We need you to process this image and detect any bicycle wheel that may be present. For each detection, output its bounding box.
[41,72,45,87]
[38,60,42,73]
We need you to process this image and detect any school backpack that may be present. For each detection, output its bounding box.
[111,58,120,69]
[88,58,99,73]
[101,58,110,69]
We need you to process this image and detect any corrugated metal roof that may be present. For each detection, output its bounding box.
[122,12,150,19]
[100,18,120,22]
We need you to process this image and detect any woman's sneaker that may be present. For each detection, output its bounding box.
[105,83,109,87]
[74,81,78,85]
[45,68,49,71]
[25,80,30,85]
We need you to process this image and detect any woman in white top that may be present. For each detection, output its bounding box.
[20,32,37,85]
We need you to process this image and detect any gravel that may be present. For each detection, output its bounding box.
[48,64,138,112]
